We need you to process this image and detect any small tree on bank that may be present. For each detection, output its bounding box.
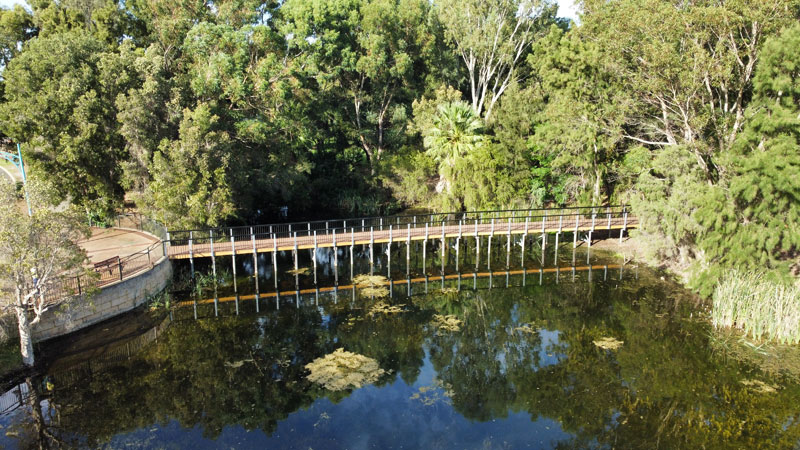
[0,181,91,367]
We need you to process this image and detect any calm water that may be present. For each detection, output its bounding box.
[2,237,800,448]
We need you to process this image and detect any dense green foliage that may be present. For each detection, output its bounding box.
[0,0,798,295]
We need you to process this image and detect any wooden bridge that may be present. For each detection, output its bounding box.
[166,206,637,261]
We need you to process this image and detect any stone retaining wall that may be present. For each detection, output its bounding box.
[32,257,172,343]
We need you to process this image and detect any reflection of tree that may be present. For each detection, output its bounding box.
[426,273,800,447]
[11,265,800,448]
[45,307,334,445]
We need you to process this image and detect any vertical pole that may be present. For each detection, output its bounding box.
[541,213,546,254]
[313,230,318,285]
[189,231,195,279]
[506,217,512,268]
[406,223,411,275]
[293,232,298,273]
[607,207,612,230]
[210,230,217,281]
[369,226,374,274]
[620,207,628,243]
[251,228,260,292]
[230,229,237,292]
[350,228,355,279]
[554,230,559,266]
[388,225,393,278]
[333,231,339,284]
[271,231,277,290]
[573,213,579,248]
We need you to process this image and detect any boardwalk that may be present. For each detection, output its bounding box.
[166,206,638,260]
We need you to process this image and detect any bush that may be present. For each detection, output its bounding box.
[712,271,800,344]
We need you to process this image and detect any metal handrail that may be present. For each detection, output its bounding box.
[166,206,631,248]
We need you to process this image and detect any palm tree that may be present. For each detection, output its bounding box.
[423,102,485,203]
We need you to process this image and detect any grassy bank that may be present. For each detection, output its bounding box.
[712,271,800,345]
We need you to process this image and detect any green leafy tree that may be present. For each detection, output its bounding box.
[0,31,135,218]
[280,0,439,175]
[141,103,236,228]
[422,101,486,210]
[0,5,36,68]
[693,24,800,293]
[0,180,91,367]
[529,26,629,204]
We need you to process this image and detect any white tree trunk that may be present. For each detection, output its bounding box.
[15,303,35,367]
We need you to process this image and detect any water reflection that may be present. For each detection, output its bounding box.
[2,243,800,448]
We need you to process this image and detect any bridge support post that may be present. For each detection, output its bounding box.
[333,230,338,284]
[251,228,259,291]
[423,223,428,274]
[293,232,298,274]
[554,231,559,265]
[620,207,628,243]
[506,217,512,268]
[189,231,195,279]
[541,213,546,257]
[350,228,355,280]
[388,225,393,278]
[210,230,217,281]
[406,224,411,275]
[313,231,318,285]
[573,214,579,248]
[488,219,494,270]
[230,230,238,292]
[369,226,374,275]
[271,232,277,290]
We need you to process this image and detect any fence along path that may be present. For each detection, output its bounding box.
[166,205,637,259]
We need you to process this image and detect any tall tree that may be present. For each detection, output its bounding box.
[436,0,557,120]
[0,180,91,367]
[530,26,629,204]
[0,5,36,68]
[693,24,800,293]
[281,0,440,174]
[0,31,136,218]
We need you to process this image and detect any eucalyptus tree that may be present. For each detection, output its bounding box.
[436,0,558,120]
[280,0,441,175]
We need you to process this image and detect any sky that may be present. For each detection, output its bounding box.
[1,0,581,20]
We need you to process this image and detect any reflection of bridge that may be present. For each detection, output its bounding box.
[166,206,637,268]
[180,264,631,316]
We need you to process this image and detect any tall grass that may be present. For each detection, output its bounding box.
[712,271,800,344]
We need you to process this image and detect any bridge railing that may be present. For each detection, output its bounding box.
[166,206,633,253]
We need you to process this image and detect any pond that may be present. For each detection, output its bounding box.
[2,236,800,448]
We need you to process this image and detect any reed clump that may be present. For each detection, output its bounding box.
[712,271,800,345]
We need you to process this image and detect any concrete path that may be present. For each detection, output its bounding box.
[79,228,159,264]
[0,160,20,184]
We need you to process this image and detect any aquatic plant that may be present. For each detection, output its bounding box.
[432,314,462,332]
[593,337,624,350]
[287,267,310,276]
[368,301,406,316]
[354,274,390,298]
[305,348,386,391]
[712,271,800,344]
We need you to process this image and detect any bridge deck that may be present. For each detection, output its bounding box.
[168,213,638,260]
